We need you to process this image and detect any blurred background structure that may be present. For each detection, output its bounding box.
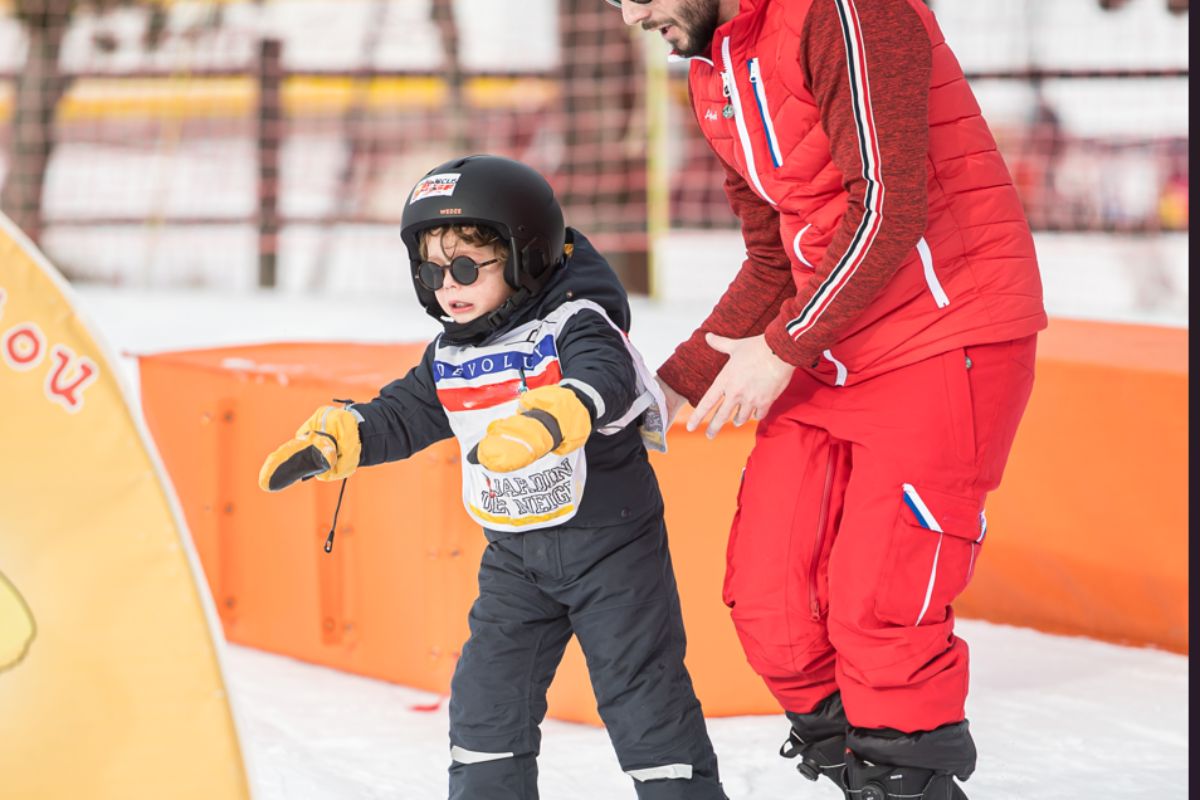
[0,0,1189,309]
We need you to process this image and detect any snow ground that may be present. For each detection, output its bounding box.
[68,285,1190,800]
[223,619,1188,800]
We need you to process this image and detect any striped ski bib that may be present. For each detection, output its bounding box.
[433,300,666,533]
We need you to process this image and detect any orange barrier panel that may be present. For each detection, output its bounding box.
[954,319,1188,652]
[137,343,486,698]
[137,318,1186,727]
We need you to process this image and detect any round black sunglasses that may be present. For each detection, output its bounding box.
[416,256,503,291]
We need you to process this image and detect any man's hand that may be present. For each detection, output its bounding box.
[687,333,795,439]
[655,375,687,428]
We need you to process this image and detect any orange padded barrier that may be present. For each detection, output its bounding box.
[954,319,1187,652]
[137,319,1186,727]
[137,343,485,700]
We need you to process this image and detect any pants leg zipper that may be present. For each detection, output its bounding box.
[810,450,837,621]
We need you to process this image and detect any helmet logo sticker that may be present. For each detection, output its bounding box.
[410,172,461,204]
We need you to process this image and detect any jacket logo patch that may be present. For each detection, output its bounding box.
[704,108,720,122]
[433,334,558,382]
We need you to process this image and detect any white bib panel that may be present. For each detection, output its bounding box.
[433,300,666,532]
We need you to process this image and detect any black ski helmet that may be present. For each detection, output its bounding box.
[400,155,567,336]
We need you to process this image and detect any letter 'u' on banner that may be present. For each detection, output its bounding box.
[0,214,251,798]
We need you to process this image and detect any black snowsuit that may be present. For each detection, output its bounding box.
[351,230,726,800]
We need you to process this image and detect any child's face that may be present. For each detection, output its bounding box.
[425,232,515,324]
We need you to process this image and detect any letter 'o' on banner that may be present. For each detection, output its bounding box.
[0,214,251,798]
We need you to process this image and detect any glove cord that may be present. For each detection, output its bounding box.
[323,397,356,554]
[323,477,348,554]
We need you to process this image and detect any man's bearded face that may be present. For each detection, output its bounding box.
[641,0,722,58]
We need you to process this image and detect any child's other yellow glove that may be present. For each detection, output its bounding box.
[472,385,592,473]
[258,406,361,491]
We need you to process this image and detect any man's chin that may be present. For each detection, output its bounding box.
[671,33,712,59]
[667,33,691,55]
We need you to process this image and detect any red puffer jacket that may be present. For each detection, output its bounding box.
[658,0,1047,399]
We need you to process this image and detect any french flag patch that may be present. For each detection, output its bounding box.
[901,483,943,532]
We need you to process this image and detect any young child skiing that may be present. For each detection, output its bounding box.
[258,155,728,800]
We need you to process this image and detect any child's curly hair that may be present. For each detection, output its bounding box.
[417,224,511,264]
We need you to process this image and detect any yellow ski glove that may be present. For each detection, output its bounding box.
[472,384,593,473]
[258,405,361,492]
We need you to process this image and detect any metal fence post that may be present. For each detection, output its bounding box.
[256,38,283,288]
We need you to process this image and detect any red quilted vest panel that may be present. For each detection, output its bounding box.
[687,0,1046,383]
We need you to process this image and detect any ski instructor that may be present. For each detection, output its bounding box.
[612,0,1046,798]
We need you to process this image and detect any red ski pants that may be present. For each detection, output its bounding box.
[723,337,1036,732]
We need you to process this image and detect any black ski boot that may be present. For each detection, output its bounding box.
[779,692,848,791]
[844,751,968,799]
[843,720,976,800]
[780,729,848,790]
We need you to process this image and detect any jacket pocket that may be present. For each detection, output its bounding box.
[916,237,950,308]
[874,483,986,628]
[942,348,978,467]
[747,57,783,168]
[789,221,824,271]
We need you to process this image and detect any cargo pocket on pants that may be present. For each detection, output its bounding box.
[874,483,987,628]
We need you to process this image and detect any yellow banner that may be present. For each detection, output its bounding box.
[0,215,250,798]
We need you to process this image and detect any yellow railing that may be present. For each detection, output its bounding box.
[0,74,560,123]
